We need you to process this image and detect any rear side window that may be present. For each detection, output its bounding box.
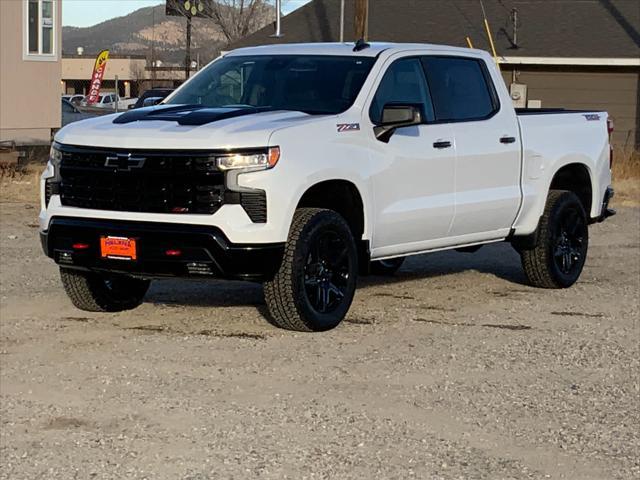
[369,58,435,123]
[421,57,498,122]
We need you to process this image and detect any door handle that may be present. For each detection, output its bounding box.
[433,141,452,149]
[500,136,516,144]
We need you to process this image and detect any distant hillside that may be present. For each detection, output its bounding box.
[63,4,274,65]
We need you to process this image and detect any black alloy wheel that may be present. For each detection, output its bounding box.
[304,230,351,313]
[552,205,588,276]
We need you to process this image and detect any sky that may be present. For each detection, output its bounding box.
[63,0,312,28]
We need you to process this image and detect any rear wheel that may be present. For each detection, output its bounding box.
[264,208,358,331]
[370,257,405,275]
[520,190,589,288]
[60,268,150,312]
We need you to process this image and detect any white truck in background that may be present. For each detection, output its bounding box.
[40,42,615,331]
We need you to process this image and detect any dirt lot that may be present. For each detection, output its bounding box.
[1,189,639,479]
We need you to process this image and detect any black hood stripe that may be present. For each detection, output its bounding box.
[113,105,277,126]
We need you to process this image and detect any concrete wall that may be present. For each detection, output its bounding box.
[502,65,639,148]
[0,0,62,145]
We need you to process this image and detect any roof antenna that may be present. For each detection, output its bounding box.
[353,38,370,52]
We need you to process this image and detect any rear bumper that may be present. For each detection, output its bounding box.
[40,217,284,282]
[593,186,616,223]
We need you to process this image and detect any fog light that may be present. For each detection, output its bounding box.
[165,249,182,257]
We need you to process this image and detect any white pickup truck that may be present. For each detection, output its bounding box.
[40,42,615,331]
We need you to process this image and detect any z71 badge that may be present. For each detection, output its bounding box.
[337,123,360,132]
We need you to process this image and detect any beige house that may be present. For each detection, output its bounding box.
[1,0,62,145]
[62,55,184,99]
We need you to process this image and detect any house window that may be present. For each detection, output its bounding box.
[24,0,57,60]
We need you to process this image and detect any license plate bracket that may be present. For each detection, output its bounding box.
[100,236,137,260]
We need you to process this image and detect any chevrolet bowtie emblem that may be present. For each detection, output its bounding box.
[105,153,146,171]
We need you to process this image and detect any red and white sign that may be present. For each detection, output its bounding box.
[86,50,109,105]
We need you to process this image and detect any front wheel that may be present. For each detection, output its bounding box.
[520,190,589,288]
[264,208,358,331]
[60,268,150,312]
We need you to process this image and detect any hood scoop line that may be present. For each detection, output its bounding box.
[113,105,276,126]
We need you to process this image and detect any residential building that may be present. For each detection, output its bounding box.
[229,0,640,147]
[62,54,186,98]
[1,0,62,145]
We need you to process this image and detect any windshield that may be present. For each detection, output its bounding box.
[167,55,376,115]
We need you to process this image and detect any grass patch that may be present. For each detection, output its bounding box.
[612,147,640,206]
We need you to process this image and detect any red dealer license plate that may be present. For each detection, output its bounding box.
[100,236,137,260]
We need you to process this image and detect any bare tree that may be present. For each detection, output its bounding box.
[167,0,275,44]
[129,60,148,96]
[209,0,273,43]
[167,0,275,79]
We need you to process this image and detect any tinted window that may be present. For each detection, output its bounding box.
[168,55,376,115]
[421,57,497,121]
[370,58,434,123]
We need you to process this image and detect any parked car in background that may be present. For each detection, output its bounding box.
[61,99,99,127]
[117,97,139,110]
[80,94,137,111]
[62,94,84,106]
[80,93,115,108]
[131,88,175,109]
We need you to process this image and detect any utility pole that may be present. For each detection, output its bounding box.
[339,0,345,42]
[114,75,119,112]
[270,0,284,38]
[354,0,369,41]
[185,15,192,80]
[151,5,156,85]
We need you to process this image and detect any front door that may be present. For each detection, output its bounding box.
[369,57,456,255]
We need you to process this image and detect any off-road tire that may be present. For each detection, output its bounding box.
[60,268,150,312]
[264,208,358,331]
[370,257,405,275]
[520,190,589,288]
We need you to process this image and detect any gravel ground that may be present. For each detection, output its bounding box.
[0,199,638,480]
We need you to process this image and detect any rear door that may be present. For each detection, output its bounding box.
[369,57,456,252]
[422,56,521,237]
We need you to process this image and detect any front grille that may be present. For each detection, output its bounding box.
[58,146,225,215]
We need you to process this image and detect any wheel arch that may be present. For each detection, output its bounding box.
[294,179,368,242]
[548,162,594,216]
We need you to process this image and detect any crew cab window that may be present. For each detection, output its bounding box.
[421,57,498,122]
[369,58,434,123]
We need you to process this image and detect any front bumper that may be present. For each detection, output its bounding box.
[40,217,284,282]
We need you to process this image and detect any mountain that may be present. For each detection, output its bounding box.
[62,4,274,65]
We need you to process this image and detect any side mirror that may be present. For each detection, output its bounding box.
[142,96,164,108]
[374,104,422,143]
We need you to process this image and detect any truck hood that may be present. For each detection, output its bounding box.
[54,106,325,150]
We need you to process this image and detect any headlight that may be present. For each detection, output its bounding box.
[216,147,280,171]
[49,143,62,167]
